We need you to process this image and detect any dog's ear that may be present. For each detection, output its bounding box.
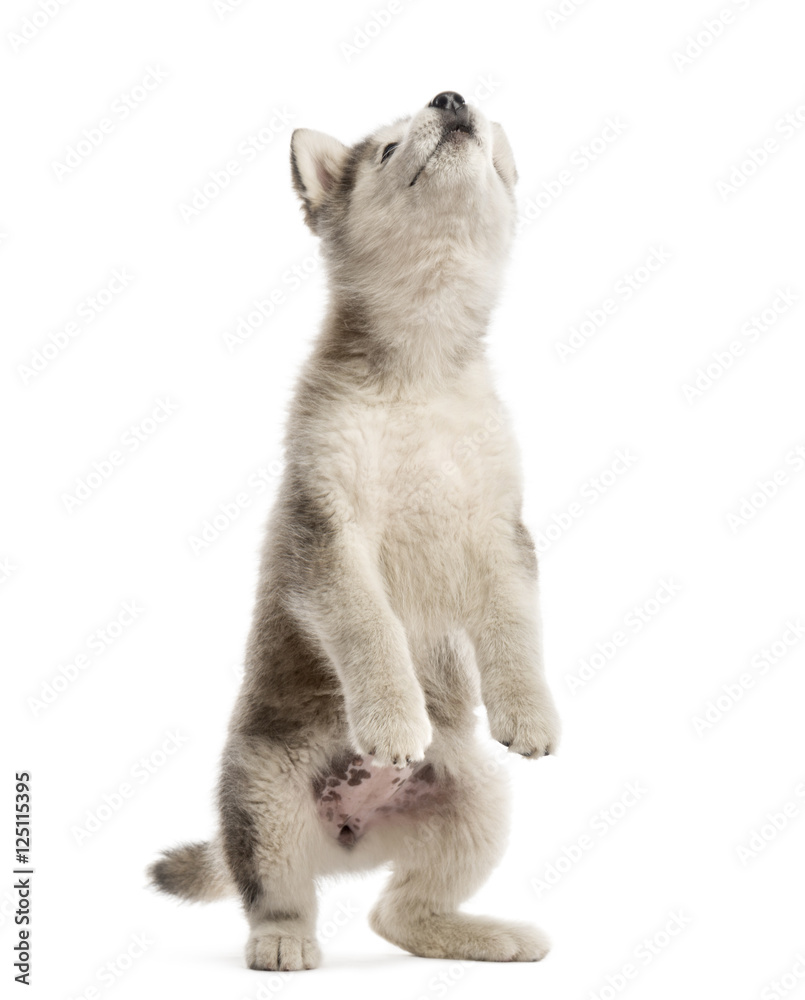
[490,122,518,191]
[290,129,350,231]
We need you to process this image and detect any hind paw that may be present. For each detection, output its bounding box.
[246,929,320,971]
[371,907,550,962]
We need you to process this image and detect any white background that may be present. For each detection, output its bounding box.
[3,1,805,998]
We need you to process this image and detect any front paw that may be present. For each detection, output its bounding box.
[487,690,560,758]
[349,701,433,768]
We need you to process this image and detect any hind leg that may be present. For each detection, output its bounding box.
[219,734,324,971]
[369,747,550,962]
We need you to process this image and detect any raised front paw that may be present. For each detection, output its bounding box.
[349,701,433,769]
[487,690,560,758]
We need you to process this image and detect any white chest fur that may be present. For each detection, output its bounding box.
[307,362,523,630]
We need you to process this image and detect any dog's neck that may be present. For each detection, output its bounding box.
[317,283,491,396]
[317,236,505,394]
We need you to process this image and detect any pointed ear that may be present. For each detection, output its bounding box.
[490,122,518,191]
[290,129,350,230]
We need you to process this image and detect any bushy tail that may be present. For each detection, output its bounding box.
[148,840,234,903]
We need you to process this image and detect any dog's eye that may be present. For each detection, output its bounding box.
[381,142,399,164]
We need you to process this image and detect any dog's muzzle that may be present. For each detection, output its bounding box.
[427,91,473,135]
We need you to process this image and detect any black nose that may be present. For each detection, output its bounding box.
[429,91,465,113]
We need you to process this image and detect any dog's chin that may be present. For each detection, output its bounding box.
[438,117,478,148]
[444,128,473,146]
[406,114,486,188]
[424,132,484,180]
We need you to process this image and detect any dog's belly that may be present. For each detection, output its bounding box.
[315,753,440,846]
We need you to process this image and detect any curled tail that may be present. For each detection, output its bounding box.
[148,840,234,903]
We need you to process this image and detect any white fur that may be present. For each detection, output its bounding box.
[150,95,560,972]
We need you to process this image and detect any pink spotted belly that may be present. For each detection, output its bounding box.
[314,753,438,846]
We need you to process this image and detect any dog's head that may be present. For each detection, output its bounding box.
[289,92,517,304]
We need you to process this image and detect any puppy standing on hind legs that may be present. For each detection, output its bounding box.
[149,91,561,971]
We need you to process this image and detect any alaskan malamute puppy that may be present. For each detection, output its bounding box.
[150,91,560,971]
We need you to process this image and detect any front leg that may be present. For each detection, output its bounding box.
[299,519,432,767]
[469,522,560,758]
